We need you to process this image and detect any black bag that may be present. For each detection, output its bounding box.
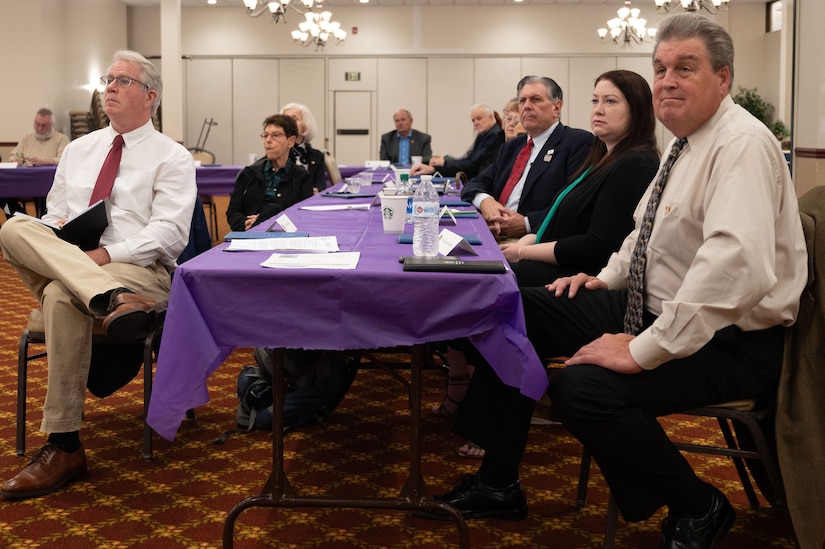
[215,348,358,444]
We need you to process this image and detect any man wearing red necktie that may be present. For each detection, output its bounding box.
[0,50,196,499]
[460,76,593,241]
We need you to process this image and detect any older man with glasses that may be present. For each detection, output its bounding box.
[0,50,197,499]
[2,107,70,217]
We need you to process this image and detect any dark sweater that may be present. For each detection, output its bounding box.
[226,159,313,232]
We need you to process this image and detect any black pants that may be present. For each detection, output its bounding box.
[522,286,784,521]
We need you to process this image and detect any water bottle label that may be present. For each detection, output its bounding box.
[412,202,439,217]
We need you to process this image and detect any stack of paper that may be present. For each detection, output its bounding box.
[226,236,339,252]
[261,252,360,270]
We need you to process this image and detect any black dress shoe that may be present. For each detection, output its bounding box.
[416,473,528,521]
[661,486,735,549]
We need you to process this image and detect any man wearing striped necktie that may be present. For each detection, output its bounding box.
[426,15,806,549]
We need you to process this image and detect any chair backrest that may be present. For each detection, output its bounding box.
[190,149,216,165]
[177,196,213,264]
[324,150,343,185]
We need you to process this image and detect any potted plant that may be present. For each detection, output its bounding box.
[733,86,771,126]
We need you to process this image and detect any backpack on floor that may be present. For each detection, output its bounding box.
[214,348,358,444]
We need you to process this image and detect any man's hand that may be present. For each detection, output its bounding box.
[545,273,607,298]
[27,157,51,167]
[496,210,527,238]
[566,333,643,374]
[479,198,507,238]
[429,155,445,167]
[86,247,111,266]
[410,164,435,177]
[244,214,259,231]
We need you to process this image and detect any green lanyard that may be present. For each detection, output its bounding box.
[534,166,592,244]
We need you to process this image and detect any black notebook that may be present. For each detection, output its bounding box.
[14,199,109,251]
[401,256,506,274]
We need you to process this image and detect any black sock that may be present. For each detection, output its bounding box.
[668,481,714,518]
[478,457,518,490]
[47,431,82,453]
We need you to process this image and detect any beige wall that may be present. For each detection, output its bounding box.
[0,1,815,181]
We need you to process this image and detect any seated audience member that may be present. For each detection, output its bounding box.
[423,16,807,549]
[3,107,70,217]
[380,109,432,165]
[460,76,594,241]
[437,69,660,458]
[280,103,327,194]
[412,104,503,179]
[502,98,526,142]
[226,114,313,232]
[0,50,197,499]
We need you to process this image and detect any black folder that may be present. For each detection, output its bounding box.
[401,256,506,274]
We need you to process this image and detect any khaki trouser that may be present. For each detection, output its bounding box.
[0,216,171,433]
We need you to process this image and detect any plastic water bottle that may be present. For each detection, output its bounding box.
[396,173,414,224]
[412,175,440,258]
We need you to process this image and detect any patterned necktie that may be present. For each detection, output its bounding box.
[498,138,533,205]
[623,137,688,335]
[89,134,124,205]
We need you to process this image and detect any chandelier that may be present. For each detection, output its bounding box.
[655,0,730,14]
[292,11,347,50]
[597,1,656,47]
[242,0,346,50]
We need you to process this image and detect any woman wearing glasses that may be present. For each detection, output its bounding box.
[226,114,313,232]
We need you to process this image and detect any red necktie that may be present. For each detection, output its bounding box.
[89,134,124,205]
[498,138,533,206]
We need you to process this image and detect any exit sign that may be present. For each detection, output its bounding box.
[345,72,361,82]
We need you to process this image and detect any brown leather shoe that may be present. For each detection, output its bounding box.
[1,444,87,499]
[102,291,162,342]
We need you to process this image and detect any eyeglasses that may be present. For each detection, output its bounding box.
[100,75,150,89]
[260,131,286,140]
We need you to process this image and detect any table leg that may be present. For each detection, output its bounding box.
[222,345,470,548]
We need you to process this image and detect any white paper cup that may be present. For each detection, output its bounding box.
[379,193,408,234]
[411,156,423,166]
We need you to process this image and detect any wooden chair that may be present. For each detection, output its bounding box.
[324,150,342,186]
[15,199,211,460]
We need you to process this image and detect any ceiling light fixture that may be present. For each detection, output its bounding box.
[243,0,346,50]
[655,0,730,14]
[597,1,656,47]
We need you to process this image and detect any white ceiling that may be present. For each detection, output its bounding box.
[119,0,761,8]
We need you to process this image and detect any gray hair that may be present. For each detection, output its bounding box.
[110,50,163,116]
[517,76,563,102]
[470,103,494,117]
[280,102,317,143]
[654,13,734,91]
[35,107,55,122]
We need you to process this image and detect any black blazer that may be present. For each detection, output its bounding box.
[512,150,659,286]
[380,129,432,164]
[461,123,594,230]
[438,125,504,179]
[226,159,313,232]
[290,142,327,193]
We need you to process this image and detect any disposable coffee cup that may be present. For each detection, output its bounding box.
[411,155,423,166]
[379,192,407,234]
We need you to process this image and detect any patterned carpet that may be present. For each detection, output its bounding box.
[0,222,796,548]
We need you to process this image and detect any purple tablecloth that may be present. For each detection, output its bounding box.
[0,165,243,199]
[0,166,56,198]
[147,179,546,441]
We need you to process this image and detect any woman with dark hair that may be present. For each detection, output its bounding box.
[501,69,660,286]
[226,114,313,232]
[433,70,661,459]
